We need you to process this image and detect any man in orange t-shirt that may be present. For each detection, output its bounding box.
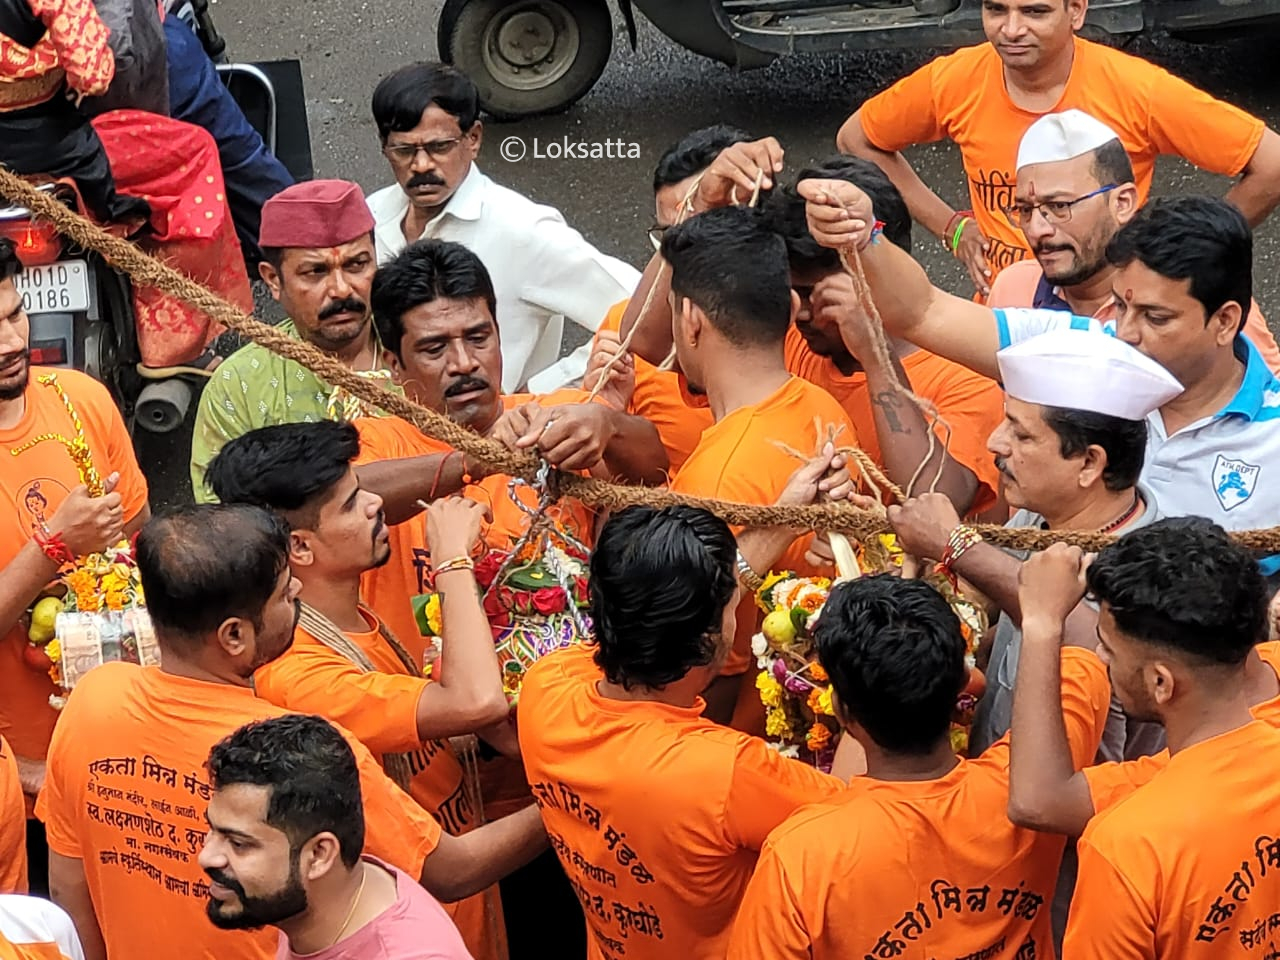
[659,205,858,716]
[988,109,1280,374]
[0,737,27,895]
[0,240,150,892]
[766,157,1004,517]
[519,505,845,960]
[727,563,1110,960]
[36,504,546,960]
[579,127,755,474]
[207,420,540,960]
[840,0,1280,295]
[583,300,713,475]
[1003,521,1280,957]
[357,239,666,645]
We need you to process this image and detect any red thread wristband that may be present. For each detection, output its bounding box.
[33,530,75,566]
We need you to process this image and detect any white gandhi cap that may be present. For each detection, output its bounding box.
[997,329,1184,420]
[1016,109,1123,172]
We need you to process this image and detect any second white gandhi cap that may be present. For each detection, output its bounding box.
[997,329,1184,421]
[1016,109,1123,172]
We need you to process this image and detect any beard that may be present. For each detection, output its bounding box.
[1035,231,1111,288]
[245,601,301,674]
[0,349,30,400]
[204,861,308,931]
[370,512,392,569]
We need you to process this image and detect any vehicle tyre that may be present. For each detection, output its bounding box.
[441,0,613,120]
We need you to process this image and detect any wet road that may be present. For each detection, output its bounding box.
[139,0,1280,507]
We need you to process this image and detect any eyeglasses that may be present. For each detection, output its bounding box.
[1002,184,1119,227]
[383,138,463,164]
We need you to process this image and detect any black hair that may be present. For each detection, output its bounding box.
[652,125,753,192]
[0,238,22,280]
[814,575,968,755]
[1090,139,1134,189]
[659,206,792,348]
[260,246,285,272]
[1086,516,1267,667]
[207,715,364,868]
[1040,406,1147,491]
[206,421,361,530]
[1106,196,1251,331]
[137,504,290,648]
[372,62,479,143]
[370,239,497,359]
[589,506,738,690]
[765,156,912,274]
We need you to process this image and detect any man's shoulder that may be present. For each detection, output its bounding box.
[56,662,144,725]
[762,786,883,858]
[1073,34,1159,76]
[474,169,564,222]
[787,373,854,416]
[365,183,407,221]
[985,259,1045,309]
[209,321,299,377]
[524,645,596,693]
[29,368,121,430]
[354,413,442,458]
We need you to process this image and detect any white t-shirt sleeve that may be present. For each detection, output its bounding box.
[0,895,86,960]
[993,307,1106,349]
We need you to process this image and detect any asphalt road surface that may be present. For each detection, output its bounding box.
[138,0,1280,507]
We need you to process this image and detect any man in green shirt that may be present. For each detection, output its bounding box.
[190,180,394,500]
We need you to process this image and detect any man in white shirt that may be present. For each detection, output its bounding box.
[799,178,1280,555]
[365,62,639,393]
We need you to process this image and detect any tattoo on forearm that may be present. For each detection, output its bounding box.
[871,390,911,435]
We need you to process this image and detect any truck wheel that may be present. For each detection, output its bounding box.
[441,0,612,120]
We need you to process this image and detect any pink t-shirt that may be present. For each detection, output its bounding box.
[275,859,474,960]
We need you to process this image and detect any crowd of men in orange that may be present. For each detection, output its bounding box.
[3,0,1280,957]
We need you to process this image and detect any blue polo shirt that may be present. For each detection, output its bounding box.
[994,308,1280,569]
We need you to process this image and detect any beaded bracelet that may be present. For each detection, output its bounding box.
[938,524,982,585]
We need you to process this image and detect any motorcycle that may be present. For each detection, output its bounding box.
[3,0,314,435]
[437,0,1280,119]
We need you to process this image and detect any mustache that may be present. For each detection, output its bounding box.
[372,510,386,544]
[444,376,490,398]
[407,173,446,190]
[994,456,1016,482]
[0,348,29,368]
[205,867,247,900]
[318,297,367,321]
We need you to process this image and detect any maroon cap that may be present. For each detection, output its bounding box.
[258,180,375,249]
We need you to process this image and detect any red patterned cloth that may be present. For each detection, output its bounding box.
[92,110,253,366]
[0,0,114,107]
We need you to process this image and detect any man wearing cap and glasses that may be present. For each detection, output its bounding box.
[190,179,395,502]
[364,62,639,395]
[987,110,1280,372]
[800,176,1280,543]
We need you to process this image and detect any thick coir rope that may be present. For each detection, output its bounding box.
[4,167,1279,554]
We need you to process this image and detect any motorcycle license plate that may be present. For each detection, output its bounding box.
[16,260,91,314]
